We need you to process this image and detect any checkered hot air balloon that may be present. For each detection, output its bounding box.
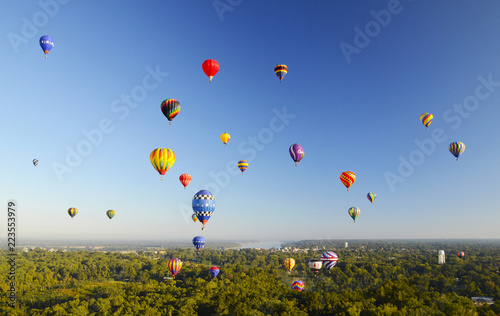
[340,171,356,191]
[320,252,339,272]
[192,190,216,230]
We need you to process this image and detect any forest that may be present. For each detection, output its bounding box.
[1,240,500,315]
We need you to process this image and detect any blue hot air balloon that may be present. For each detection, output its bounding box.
[192,190,216,230]
[210,266,220,278]
[39,35,54,57]
[193,236,206,251]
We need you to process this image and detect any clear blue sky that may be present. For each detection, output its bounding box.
[1,1,499,242]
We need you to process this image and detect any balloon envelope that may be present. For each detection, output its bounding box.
[238,160,248,174]
[39,35,54,57]
[283,258,295,272]
[33,159,38,167]
[367,192,377,203]
[192,190,216,230]
[202,59,219,82]
[340,171,356,190]
[210,266,220,278]
[68,207,77,218]
[449,142,465,161]
[179,174,192,189]
[274,64,288,83]
[150,148,175,179]
[348,207,360,223]
[220,132,231,145]
[289,143,304,166]
[192,236,206,251]
[161,99,181,124]
[320,252,339,270]
[291,280,304,291]
[167,258,182,278]
[420,113,433,129]
[192,214,198,223]
[457,251,465,258]
[106,210,115,219]
[308,260,322,277]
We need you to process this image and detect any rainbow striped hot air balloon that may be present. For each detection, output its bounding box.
[167,258,182,278]
[274,64,288,83]
[106,210,115,219]
[340,171,356,191]
[161,99,181,125]
[457,251,465,259]
[220,132,231,146]
[150,148,176,180]
[449,142,465,161]
[283,258,295,272]
[68,207,77,218]
[291,280,304,291]
[348,207,360,223]
[238,160,248,174]
[320,252,339,272]
[367,192,377,203]
[420,113,433,130]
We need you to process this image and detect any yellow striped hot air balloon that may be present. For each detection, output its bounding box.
[283,258,295,272]
[420,113,433,130]
[238,160,248,174]
[106,210,115,219]
[150,148,176,180]
[340,171,356,191]
[68,207,77,218]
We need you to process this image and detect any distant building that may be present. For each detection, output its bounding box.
[345,242,348,248]
[438,250,445,264]
[471,297,494,306]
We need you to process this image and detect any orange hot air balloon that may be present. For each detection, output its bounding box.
[179,174,192,189]
[220,132,230,145]
[202,59,219,82]
[340,171,356,191]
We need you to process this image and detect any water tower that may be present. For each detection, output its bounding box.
[438,250,445,264]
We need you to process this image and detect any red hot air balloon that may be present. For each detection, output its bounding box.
[202,59,219,82]
[179,174,192,189]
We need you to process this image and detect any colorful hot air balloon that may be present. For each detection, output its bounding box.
[289,144,304,166]
[106,210,115,219]
[192,190,216,230]
[68,207,77,218]
[340,171,356,191]
[161,99,181,125]
[449,142,465,161]
[191,214,198,223]
[179,174,192,189]
[210,266,220,279]
[348,207,360,223]
[291,280,304,291]
[283,258,296,272]
[202,59,219,82]
[238,160,248,174]
[220,132,231,146]
[367,192,377,203]
[39,35,54,57]
[274,64,288,83]
[457,251,465,259]
[420,113,433,130]
[33,159,38,167]
[320,252,339,272]
[308,260,322,278]
[167,258,182,278]
[150,148,176,180]
[192,236,206,251]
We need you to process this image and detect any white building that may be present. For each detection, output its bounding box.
[345,242,348,248]
[438,250,446,264]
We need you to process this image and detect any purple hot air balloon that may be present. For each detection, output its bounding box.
[289,143,304,166]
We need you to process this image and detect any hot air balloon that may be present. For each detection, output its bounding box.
[202,59,219,82]
[179,174,192,189]
[68,207,77,218]
[220,132,231,146]
[106,210,115,219]
[160,99,181,125]
[192,190,216,230]
[39,35,54,57]
[238,160,248,174]
[449,142,465,161]
[308,260,322,278]
[348,207,360,223]
[289,144,304,166]
[33,159,38,167]
[167,258,182,278]
[367,192,377,203]
[150,148,175,180]
[210,266,220,279]
[320,252,339,272]
[291,280,304,291]
[283,258,295,272]
[191,214,198,223]
[420,113,433,130]
[274,64,288,83]
[457,251,465,259]
[340,171,356,191]
[193,236,206,251]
